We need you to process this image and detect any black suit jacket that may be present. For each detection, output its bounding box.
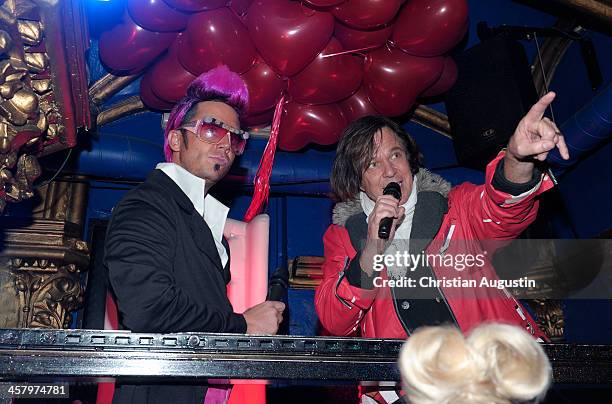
[104,169,246,403]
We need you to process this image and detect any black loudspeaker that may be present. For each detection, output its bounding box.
[445,38,539,170]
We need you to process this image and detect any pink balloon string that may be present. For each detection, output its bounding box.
[320,44,380,58]
[243,94,286,222]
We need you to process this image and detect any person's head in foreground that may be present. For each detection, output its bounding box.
[163,65,249,188]
[399,323,552,404]
[331,115,424,205]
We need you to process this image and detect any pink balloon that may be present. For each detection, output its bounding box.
[392,0,469,57]
[288,37,362,105]
[304,0,345,6]
[364,47,444,116]
[241,57,286,114]
[149,34,197,103]
[279,101,347,151]
[339,85,379,122]
[163,0,227,12]
[334,21,392,50]
[333,0,401,29]
[230,0,253,16]
[179,8,257,75]
[247,0,334,76]
[244,109,274,127]
[140,73,174,110]
[99,13,176,74]
[420,56,457,97]
[128,0,190,32]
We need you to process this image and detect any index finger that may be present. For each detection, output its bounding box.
[271,301,285,311]
[525,91,556,122]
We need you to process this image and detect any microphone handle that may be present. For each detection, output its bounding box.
[267,283,286,302]
[378,217,393,239]
[267,267,289,302]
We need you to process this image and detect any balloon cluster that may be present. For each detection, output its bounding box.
[100,0,468,151]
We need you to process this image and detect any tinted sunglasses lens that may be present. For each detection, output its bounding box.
[231,134,246,155]
[196,123,226,143]
[197,122,246,155]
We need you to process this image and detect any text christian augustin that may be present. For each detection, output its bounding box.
[371,251,536,290]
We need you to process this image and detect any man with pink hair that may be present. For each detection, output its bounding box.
[104,65,284,404]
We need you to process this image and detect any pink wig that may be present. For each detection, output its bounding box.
[163,65,249,161]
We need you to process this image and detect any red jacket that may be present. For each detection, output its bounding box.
[315,152,553,340]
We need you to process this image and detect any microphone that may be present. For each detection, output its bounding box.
[267,267,289,302]
[378,182,402,240]
[267,267,289,335]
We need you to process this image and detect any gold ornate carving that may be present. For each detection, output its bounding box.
[4,87,38,124]
[0,30,12,53]
[0,0,90,213]
[0,2,45,212]
[23,52,48,73]
[10,0,38,20]
[0,220,89,329]
[0,122,12,152]
[2,154,39,202]
[25,135,39,146]
[1,151,17,169]
[0,176,89,330]
[16,19,41,46]
[10,259,83,328]
[46,122,61,139]
[31,78,51,94]
[34,108,47,130]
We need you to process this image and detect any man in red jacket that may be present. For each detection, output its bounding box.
[315,92,569,342]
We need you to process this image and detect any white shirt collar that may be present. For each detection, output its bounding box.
[156,162,229,266]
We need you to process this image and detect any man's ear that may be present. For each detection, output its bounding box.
[168,130,181,153]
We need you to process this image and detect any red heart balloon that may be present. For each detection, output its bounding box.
[279,101,347,151]
[140,73,175,110]
[247,0,334,76]
[148,34,197,103]
[99,12,176,74]
[392,0,469,57]
[241,57,286,114]
[420,56,457,97]
[230,0,253,16]
[304,0,345,6]
[244,109,274,127]
[333,0,401,29]
[339,85,379,122]
[334,21,392,50]
[128,0,190,32]
[163,0,227,12]
[288,37,363,105]
[364,47,444,116]
[179,8,257,75]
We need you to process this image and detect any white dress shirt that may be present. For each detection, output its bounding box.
[156,163,229,267]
